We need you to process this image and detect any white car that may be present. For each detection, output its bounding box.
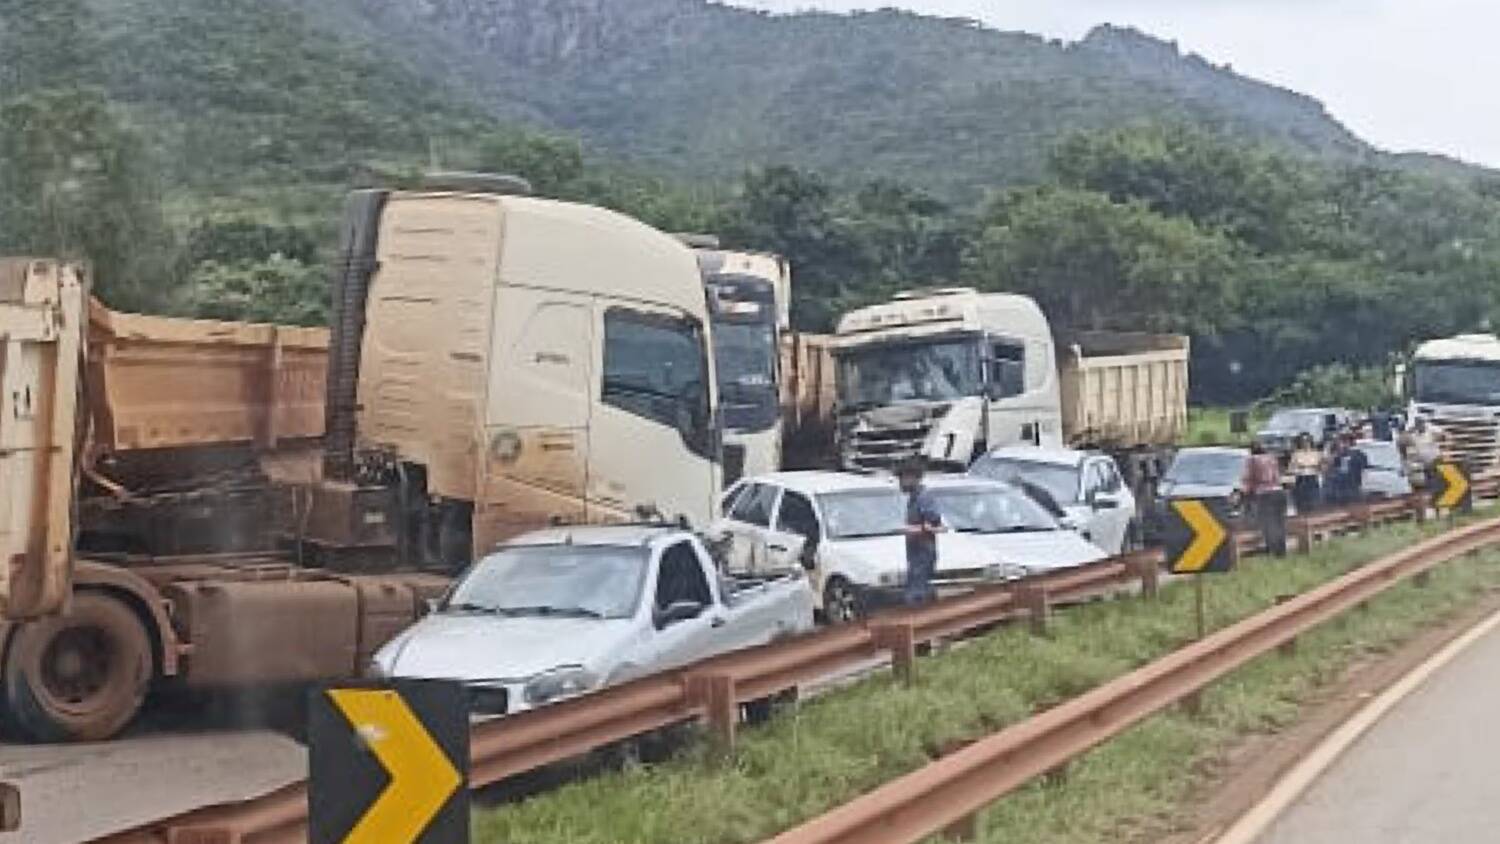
[712,471,1104,623]
[969,446,1139,553]
[922,476,1109,574]
[369,525,814,715]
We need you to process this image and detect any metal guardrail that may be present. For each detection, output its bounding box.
[762,513,1500,844]
[90,486,1493,844]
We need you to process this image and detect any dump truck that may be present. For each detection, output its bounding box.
[832,288,1189,486]
[0,181,725,741]
[1406,333,1500,472]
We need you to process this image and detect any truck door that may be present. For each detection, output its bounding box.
[591,302,717,526]
[477,291,593,546]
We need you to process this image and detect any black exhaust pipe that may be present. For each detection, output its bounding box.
[322,190,387,482]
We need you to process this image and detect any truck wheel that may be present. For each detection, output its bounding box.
[823,578,862,625]
[1,593,152,742]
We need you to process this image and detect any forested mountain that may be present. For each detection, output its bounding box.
[84,0,1395,198]
[5,0,1500,403]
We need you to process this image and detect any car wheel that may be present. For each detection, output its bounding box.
[823,578,862,625]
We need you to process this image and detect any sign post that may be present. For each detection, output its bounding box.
[1165,498,1236,640]
[310,679,469,844]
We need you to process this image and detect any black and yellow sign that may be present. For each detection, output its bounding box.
[1432,461,1473,512]
[1166,498,1235,575]
[310,680,468,844]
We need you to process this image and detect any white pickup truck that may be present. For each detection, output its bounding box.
[370,524,816,715]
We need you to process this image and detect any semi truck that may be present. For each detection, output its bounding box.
[689,242,792,485]
[0,180,724,741]
[1407,333,1500,472]
[831,288,1189,486]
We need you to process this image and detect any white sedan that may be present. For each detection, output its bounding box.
[712,471,1106,623]
[969,446,1138,553]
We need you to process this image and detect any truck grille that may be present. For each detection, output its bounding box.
[464,685,509,716]
[1432,414,1500,471]
[839,405,947,472]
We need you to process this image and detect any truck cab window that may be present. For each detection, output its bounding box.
[656,541,713,610]
[989,341,1025,399]
[603,308,713,458]
[775,491,821,540]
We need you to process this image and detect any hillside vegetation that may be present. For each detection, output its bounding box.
[2,0,1500,403]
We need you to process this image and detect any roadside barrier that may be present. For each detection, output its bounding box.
[89,484,1497,844]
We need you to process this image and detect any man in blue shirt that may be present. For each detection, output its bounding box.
[897,456,942,606]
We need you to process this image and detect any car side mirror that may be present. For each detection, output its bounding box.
[655,599,705,629]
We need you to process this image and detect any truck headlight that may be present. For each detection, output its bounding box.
[523,667,598,706]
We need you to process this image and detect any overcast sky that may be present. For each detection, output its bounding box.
[734,0,1500,168]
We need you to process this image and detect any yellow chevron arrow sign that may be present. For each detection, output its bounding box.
[1169,499,1231,574]
[1434,462,1471,511]
[311,681,468,844]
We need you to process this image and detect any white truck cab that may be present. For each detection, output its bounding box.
[835,289,1062,472]
[1408,334,1500,473]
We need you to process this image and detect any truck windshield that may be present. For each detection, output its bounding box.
[837,338,982,408]
[443,545,649,620]
[1413,360,1500,405]
[818,489,907,539]
[1264,410,1328,434]
[713,320,779,433]
[928,485,1058,533]
[968,457,1081,504]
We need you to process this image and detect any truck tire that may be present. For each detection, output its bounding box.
[1,593,152,742]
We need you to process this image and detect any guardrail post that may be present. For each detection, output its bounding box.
[1411,493,1429,525]
[166,826,235,844]
[872,622,918,686]
[1019,586,1050,636]
[0,782,16,833]
[687,673,738,755]
[941,813,980,842]
[1356,503,1374,533]
[1414,569,1431,588]
[1295,517,1314,554]
[1275,595,1298,656]
[1131,554,1160,599]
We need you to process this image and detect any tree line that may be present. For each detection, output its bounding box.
[4,4,1499,404]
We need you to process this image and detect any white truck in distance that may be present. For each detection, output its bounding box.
[832,288,1190,486]
[1408,334,1500,473]
[695,247,793,486]
[370,524,815,715]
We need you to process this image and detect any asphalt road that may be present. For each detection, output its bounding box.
[0,719,303,844]
[1257,610,1500,844]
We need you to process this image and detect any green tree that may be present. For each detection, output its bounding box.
[180,255,327,326]
[964,186,1238,332]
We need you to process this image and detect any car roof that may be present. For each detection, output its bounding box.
[978,445,1089,467]
[923,475,1019,491]
[500,524,683,548]
[1173,446,1249,458]
[739,470,900,495]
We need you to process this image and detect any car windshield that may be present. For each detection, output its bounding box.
[1413,360,1500,406]
[442,545,649,619]
[1165,452,1246,486]
[1358,442,1402,471]
[713,320,779,433]
[1264,410,1327,433]
[837,337,983,408]
[929,485,1058,533]
[968,456,1081,504]
[818,488,907,539]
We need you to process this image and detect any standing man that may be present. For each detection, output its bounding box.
[897,456,943,606]
[1399,418,1441,490]
[1242,442,1288,557]
[1329,432,1370,505]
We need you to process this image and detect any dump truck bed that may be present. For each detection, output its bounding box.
[1058,331,1190,449]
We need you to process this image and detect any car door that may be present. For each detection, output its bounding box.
[1084,459,1131,553]
[767,489,821,572]
[718,481,781,574]
[645,540,721,669]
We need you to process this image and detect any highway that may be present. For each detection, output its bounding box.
[1256,609,1500,844]
[0,717,301,844]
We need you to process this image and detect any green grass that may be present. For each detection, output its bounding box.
[473,522,1500,844]
[1184,406,1270,446]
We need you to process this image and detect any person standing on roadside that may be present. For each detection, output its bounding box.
[1288,433,1323,515]
[1329,432,1370,505]
[1400,417,1441,490]
[897,456,942,606]
[1242,442,1288,557]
